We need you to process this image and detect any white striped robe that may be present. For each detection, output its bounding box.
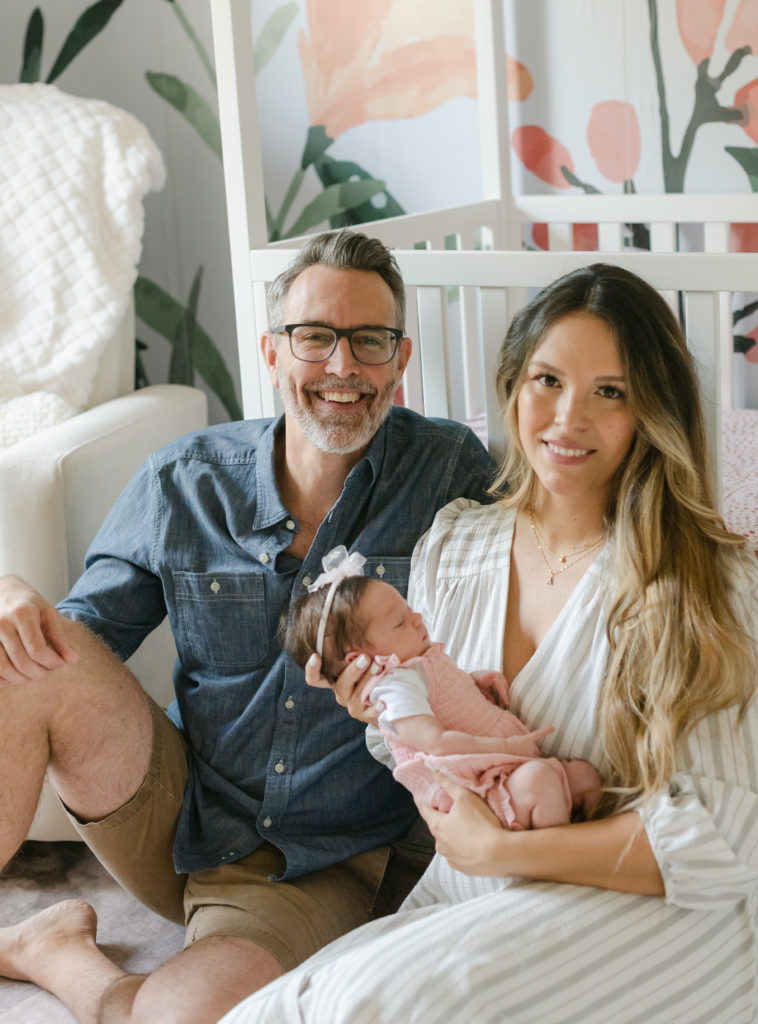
[220,499,758,1024]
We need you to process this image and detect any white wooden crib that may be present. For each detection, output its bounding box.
[209,0,758,554]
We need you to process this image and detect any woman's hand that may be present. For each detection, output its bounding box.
[416,770,506,876]
[304,651,380,726]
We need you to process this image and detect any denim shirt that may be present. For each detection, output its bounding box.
[59,407,496,876]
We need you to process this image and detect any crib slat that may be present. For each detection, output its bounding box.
[416,286,450,419]
[683,289,722,496]
[479,286,509,463]
[402,286,424,414]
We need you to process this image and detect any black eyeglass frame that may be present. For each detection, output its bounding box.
[274,323,404,365]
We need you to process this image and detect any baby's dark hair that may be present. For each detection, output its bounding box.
[280,575,375,682]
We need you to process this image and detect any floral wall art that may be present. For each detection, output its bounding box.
[3,0,758,420]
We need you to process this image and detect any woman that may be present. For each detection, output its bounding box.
[220,264,758,1023]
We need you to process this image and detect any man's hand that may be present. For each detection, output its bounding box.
[304,651,380,726]
[0,575,79,684]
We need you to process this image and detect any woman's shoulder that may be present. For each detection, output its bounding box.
[413,498,516,578]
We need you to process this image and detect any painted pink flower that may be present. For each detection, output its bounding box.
[587,101,641,183]
[677,0,728,65]
[531,223,597,251]
[506,55,533,101]
[298,0,477,138]
[726,0,758,55]
[512,126,574,189]
[572,224,599,251]
[734,79,758,143]
[731,222,758,251]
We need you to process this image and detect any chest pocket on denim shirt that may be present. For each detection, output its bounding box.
[174,571,269,669]
[361,556,411,598]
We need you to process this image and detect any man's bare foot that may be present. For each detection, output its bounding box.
[0,899,98,983]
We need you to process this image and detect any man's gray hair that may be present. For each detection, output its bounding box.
[267,229,406,332]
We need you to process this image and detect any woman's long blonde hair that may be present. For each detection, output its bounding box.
[493,263,756,811]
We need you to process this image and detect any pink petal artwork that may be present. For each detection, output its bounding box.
[511,125,574,189]
[506,55,533,102]
[532,223,548,249]
[586,101,641,183]
[299,0,477,138]
[726,0,758,56]
[676,0,727,65]
[731,222,758,251]
[734,78,758,144]
[572,224,599,251]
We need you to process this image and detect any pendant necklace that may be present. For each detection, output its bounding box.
[526,506,606,586]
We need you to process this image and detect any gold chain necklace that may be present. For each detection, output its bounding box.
[526,506,606,586]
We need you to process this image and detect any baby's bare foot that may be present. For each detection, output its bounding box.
[0,899,97,983]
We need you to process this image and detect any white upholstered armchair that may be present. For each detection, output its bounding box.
[0,85,208,839]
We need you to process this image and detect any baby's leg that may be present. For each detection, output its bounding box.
[563,759,602,818]
[505,760,570,829]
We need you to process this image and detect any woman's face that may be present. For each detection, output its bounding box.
[516,311,636,506]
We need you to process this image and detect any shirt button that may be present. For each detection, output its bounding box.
[274,761,285,774]
[260,553,270,564]
[262,817,272,828]
[376,564,385,577]
[285,697,295,709]
[286,519,296,531]
[302,576,312,587]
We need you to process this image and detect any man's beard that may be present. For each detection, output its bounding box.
[277,369,399,454]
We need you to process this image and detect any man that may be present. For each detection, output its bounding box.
[0,230,495,1023]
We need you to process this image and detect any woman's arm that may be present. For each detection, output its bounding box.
[419,771,664,896]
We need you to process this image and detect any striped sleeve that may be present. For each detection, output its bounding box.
[641,555,758,910]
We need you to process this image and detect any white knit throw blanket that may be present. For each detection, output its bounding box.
[0,83,165,448]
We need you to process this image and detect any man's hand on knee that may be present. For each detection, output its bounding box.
[0,575,79,684]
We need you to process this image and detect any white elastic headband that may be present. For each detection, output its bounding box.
[307,545,367,657]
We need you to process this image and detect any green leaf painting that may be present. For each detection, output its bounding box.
[284,179,388,238]
[19,8,43,83]
[46,0,124,83]
[255,3,299,75]
[725,147,758,193]
[170,266,204,387]
[146,72,222,159]
[135,276,242,421]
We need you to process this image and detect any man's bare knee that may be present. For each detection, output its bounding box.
[29,621,155,822]
[129,937,283,1024]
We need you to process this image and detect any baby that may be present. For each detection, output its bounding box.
[283,546,601,830]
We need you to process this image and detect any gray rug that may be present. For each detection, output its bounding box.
[0,842,184,1023]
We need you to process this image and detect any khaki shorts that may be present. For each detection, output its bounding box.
[66,696,429,971]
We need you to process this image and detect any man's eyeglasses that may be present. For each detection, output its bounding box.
[274,324,403,365]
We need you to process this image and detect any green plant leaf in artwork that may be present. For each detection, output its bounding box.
[146,72,222,159]
[20,8,43,83]
[135,275,242,420]
[734,334,757,356]
[725,146,758,192]
[301,125,334,170]
[170,266,203,386]
[314,153,406,227]
[46,0,124,83]
[284,179,388,238]
[254,3,299,75]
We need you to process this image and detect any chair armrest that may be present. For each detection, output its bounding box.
[0,384,208,601]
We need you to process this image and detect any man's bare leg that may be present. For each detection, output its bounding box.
[0,620,153,867]
[0,899,282,1024]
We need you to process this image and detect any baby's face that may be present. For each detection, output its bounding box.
[359,580,430,661]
